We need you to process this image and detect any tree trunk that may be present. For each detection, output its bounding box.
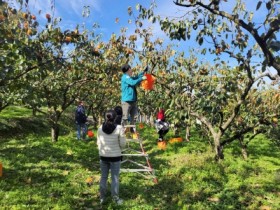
[51,123,59,142]
[150,115,155,126]
[238,137,248,160]
[139,114,143,123]
[185,125,190,142]
[91,115,98,129]
[214,136,224,160]
[185,103,191,141]
[145,114,149,124]
[32,108,37,116]
[215,145,224,160]
[174,124,180,137]
[49,110,61,142]
[98,115,102,126]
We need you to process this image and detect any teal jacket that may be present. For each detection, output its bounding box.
[121,72,144,102]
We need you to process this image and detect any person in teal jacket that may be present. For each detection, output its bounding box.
[121,64,147,127]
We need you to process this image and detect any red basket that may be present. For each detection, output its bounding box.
[87,130,94,138]
[141,73,156,90]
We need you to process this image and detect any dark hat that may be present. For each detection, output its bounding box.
[114,106,123,115]
[121,64,131,73]
[105,109,117,122]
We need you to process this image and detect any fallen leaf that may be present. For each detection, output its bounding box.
[25,177,32,184]
[260,206,271,210]
[66,150,73,155]
[62,170,70,176]
[207,197,220,202]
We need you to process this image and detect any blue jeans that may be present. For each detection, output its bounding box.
[76,123,87,140]
[99,160,121,200]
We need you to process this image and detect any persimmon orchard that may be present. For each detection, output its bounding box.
[0,0,279,159]
[133,0,280,159]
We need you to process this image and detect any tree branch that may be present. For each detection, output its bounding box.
[173,0,280,74]
[190,111,217,137]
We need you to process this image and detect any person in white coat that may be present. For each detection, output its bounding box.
[97,109,126,205]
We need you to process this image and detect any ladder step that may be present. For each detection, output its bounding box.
[124,125,136,128]
[120,124,157,182]
[120,169,153,172]
[122,153,148,157]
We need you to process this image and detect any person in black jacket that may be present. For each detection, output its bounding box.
[114,106,123,125]
[75,101,88,140]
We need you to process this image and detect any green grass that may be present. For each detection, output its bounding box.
[0,107,279,209]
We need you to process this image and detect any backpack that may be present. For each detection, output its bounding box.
[75,105,87,124]
[155,120,169,132]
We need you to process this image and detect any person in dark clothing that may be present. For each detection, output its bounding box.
[155,108,169,141]
[75,101,88,140]
[114,106,123,125]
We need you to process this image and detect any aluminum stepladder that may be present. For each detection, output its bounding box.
[120,125,158,183]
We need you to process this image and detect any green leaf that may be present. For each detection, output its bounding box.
[201,48,206,55]
[128,6,132,16]
[136,4,141,11]
[198,37,203,45]
[256,1,262,10]
[268,41,280,52]
[266,2,272,10]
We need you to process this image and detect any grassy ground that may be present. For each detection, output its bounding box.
[0,107,279,210]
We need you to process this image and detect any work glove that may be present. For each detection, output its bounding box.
[142,76,147,80]
[143,66,149,73]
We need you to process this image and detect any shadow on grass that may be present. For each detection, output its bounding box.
[0,117,49,139]
[1,118,279,209]
[120,174,186,209]
[0,134,100,209]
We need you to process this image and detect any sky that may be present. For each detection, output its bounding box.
[6,0,272,47]
[6,0,278,44]
[7,0,160,39]
[5,0,279,76]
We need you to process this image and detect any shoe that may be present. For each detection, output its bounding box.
[130,127,135,133]
[113,197,123,205]
[100,198,105,205]
[158,138,163,142]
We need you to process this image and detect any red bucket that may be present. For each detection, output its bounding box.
[141,73,156,90]
[87,130,94,138]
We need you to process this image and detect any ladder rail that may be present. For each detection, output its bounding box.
[121,124,157,183]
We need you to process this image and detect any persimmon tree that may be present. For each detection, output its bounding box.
[160,54,278,159]
[1,0,122,141]
[2,0,148,141]
[19,24,91,141]
[131,1,280,159]
[83,34,127,126]
[0,1,43,111]
[228,87,280,159]
[135,0,280,75]
[31,23,135,141]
